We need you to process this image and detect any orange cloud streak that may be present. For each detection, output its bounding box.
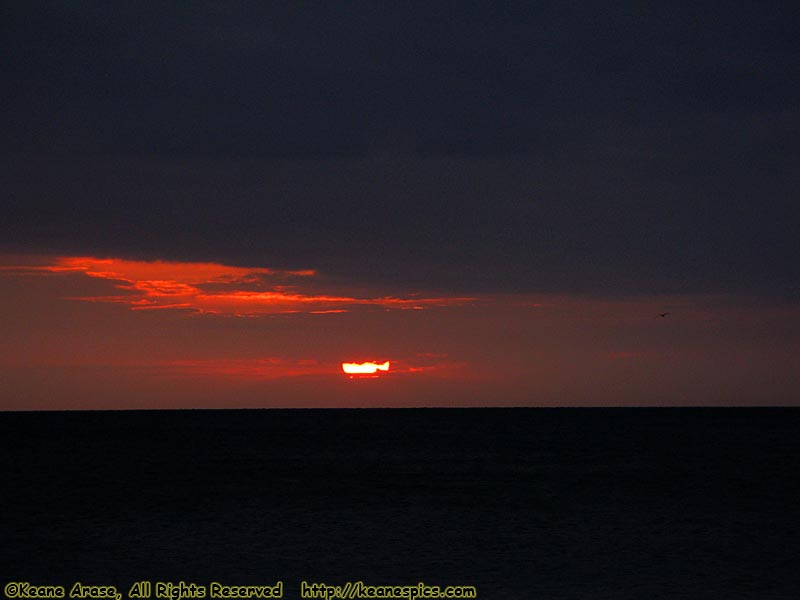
[1,255,475,316]
[46,256,316,281]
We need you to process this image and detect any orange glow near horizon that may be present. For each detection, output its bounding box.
[3,250,800,409]
[1,255,475,316]
[342,361,391,375]
[161,358,330,380]
[163,357,464,381]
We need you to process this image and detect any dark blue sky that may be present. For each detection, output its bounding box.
[3,1,799,295]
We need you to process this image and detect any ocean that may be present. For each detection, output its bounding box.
[1,408,798,599]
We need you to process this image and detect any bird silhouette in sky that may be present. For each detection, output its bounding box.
[655,312,671,318]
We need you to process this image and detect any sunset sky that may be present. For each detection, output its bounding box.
[2,2,798,408]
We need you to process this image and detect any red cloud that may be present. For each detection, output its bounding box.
[2,255,475,316]
[159,354,463,381]
[159,358,331,380]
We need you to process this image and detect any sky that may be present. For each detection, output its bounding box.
[1,1,798,409]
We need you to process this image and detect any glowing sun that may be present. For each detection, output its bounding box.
[342,361,390,376]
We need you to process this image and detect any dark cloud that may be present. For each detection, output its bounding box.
[2,1,799,295]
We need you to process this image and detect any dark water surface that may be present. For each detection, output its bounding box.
[1,408,798,599]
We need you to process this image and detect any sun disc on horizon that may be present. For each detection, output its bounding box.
[342,361,390,376]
